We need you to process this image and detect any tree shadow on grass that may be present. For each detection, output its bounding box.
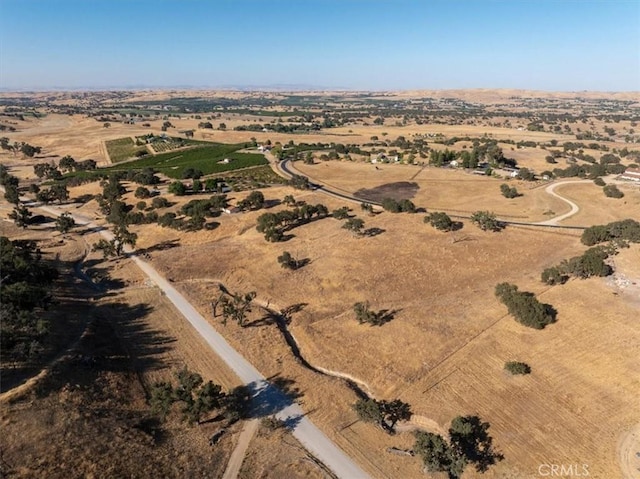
[31,301,175,399]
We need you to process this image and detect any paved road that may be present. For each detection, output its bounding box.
[30,200,371,479]
[275,157,591,229]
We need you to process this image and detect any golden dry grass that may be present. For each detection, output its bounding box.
[294,160,569,221]
[2,91,639,478]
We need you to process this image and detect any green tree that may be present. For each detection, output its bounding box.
[541,266,568,285]
[219,291,256,327]
[342,217,365,236]
[55,212,76,234]
[353,398,384,426]
[425,212,454,231]
[168,181,187,196]
[414,431,464,477]
[495,283,556,329]
[500,183,519,198]
[381,197,401,213]
[332,206,350,219]
[470,211,502,232]
[150,382,175,420]
[277,251,300,270]
[58,155,77,173]
[49,182,69,203]
[4,183,20,204]
[8,204,32,228]
[135,186,151,199]
[603,184,624,198]
[504,361,531,375]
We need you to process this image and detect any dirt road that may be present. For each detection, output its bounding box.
[222,419,260,479]
[534,180,590,226]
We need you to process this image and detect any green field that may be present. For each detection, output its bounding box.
[105,137,149,163]
[105,143,268,178]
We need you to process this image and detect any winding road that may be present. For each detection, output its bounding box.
[272,155,591,228]
[534,180,591,226]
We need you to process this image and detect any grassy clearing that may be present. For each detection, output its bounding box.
[105,137,148,163]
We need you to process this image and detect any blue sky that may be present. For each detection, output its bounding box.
[0,0,638,91]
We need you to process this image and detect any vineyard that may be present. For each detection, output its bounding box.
[105,143,268,178]
[105,137,149,163]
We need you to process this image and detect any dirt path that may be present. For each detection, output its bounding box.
[534,180,590,226]
[222,419,260,479]
[618,423,640,479]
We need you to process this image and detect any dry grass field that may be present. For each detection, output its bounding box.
[1,89,639,478]
[294,160,571,221]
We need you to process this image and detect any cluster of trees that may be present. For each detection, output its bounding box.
[92,175,138,258]
[414,416,502,478]
[470,211,503,232]
[35,182,69,204]
[1,236,58,364]
[352,398,412,433]
[542,244,616,284]
[381,197,416,213]
[237,190,265,211]
[33,158,97,180]
[550,161,627,179]
[500,184,520,198]
[353,301,394,326]
[155,195,229,231]
[495,283,556,329]
[581,219,640,246]
[150,367,248,424]
[288,174,311,190]
[0,137,41,157]
[255,203,329,241]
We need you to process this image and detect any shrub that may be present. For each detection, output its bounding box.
[593,177,606,186]
[135,186,151,199]
[136,201,147,210]
[505,361,531,375]
[151,196,170,209]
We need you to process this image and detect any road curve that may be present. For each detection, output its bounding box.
[34,202,371,479]
[534,180,590,226]
[274,158,591,228]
